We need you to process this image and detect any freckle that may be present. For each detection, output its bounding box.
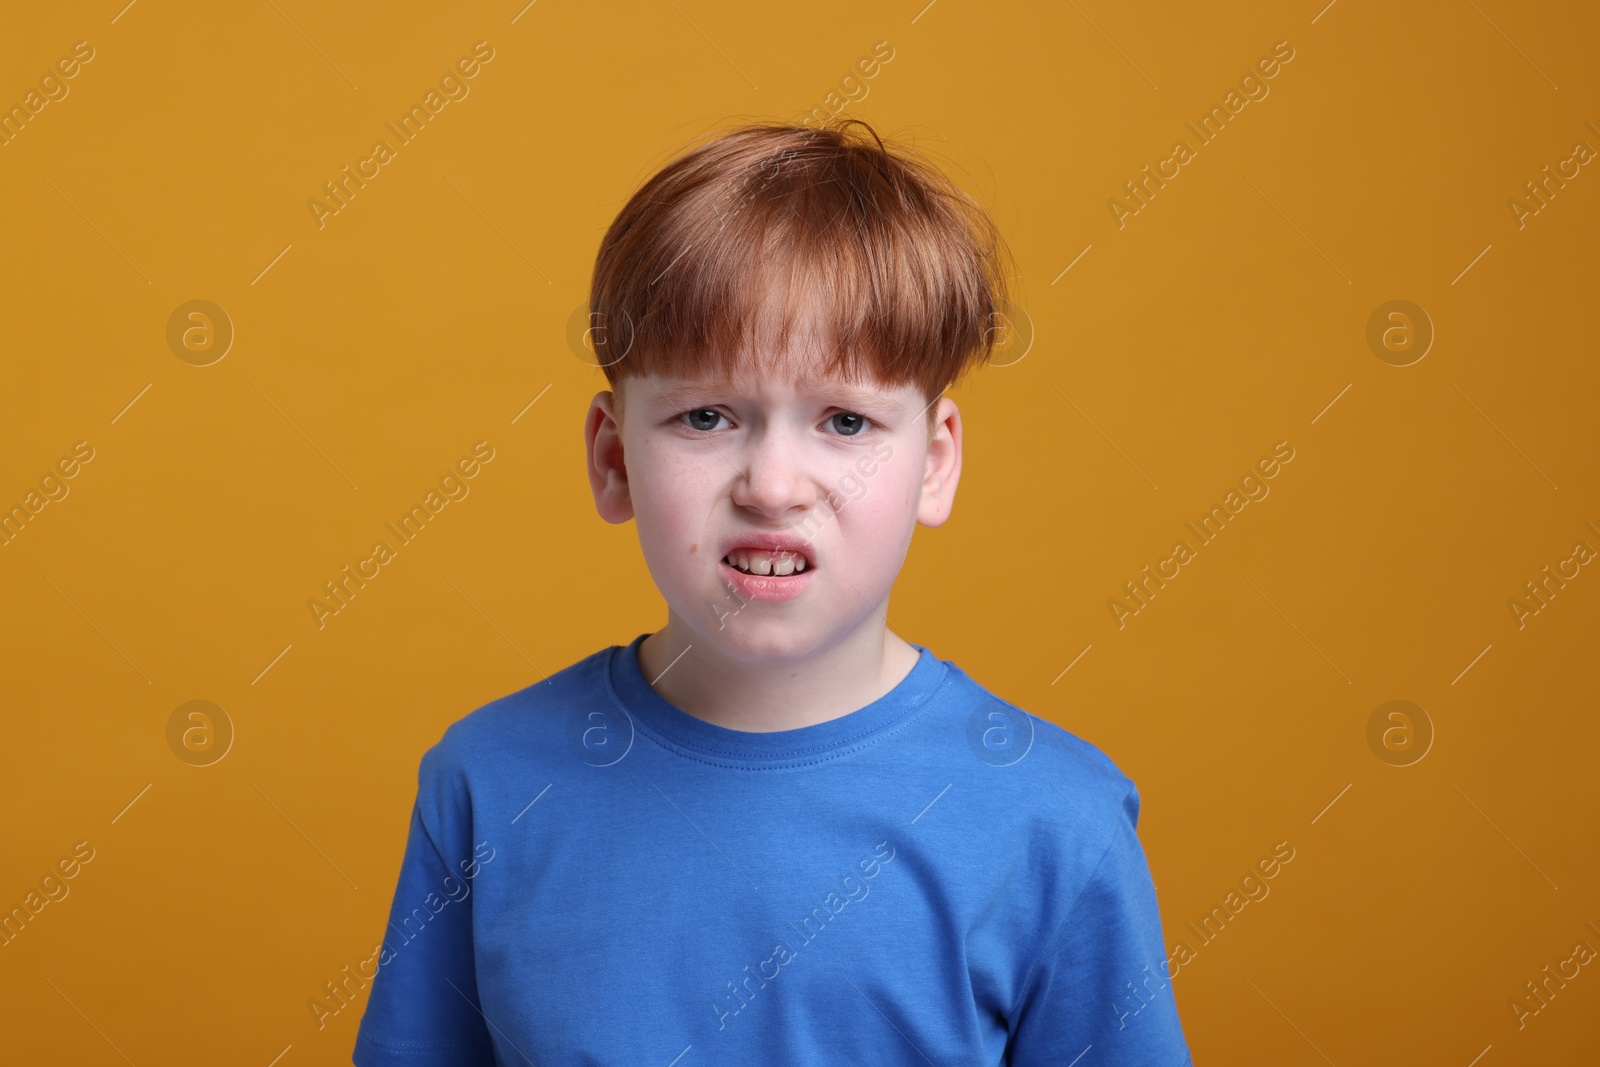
[690,543,699,553]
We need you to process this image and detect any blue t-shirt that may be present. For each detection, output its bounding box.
[353,634,1191,1066]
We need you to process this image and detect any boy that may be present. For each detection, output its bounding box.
[353,119,1190,1065]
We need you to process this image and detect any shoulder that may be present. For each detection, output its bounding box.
[941,658,1142,831]
[394,645,619,865]
[417,642,617,790]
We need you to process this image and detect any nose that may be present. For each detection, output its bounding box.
[728,427,818,519]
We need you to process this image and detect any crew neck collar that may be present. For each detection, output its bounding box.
[606,632,948,768]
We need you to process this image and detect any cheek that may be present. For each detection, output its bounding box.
[627,456,705,553]
[836,465,920,561]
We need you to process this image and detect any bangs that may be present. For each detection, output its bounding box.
[589,120,1013,426]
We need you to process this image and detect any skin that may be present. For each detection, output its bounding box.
[583,335,964,733]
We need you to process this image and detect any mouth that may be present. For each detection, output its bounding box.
[720,547,812,577]
[717,548,816,603]
[717,535,817,586]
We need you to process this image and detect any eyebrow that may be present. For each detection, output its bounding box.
[645,381,905,413]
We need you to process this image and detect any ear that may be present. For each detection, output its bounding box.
[917,396,962,527]
[586,390,634,523]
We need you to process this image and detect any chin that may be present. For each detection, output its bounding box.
[700,620,820,663]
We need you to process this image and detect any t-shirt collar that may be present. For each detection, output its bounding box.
[606,632,948,768]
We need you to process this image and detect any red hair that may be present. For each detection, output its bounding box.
[588,118,1015,430]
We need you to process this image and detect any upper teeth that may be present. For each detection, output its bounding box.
[724,550,807,576]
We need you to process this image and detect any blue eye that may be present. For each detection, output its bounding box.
[830,412,870,437]
[675,408,875,437]
[680,408,727,433]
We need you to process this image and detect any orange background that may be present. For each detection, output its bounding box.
[2,1,1597,1064]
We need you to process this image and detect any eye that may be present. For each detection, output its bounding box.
[678,408,728,433]
[675,408,875,437]
[828,411,872,437]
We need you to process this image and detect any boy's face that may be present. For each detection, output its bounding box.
[584,344,962,665]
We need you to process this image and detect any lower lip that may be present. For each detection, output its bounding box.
[719,558,816,601]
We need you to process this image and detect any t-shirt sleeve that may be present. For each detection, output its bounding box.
[352,744,497,1067]
[1006,784,1192,1066]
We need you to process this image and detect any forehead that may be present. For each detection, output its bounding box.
[636,377,908,415]
[622,276,917,410]
[630,361,911,409]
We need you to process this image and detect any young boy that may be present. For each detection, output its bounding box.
[353,119,1191,1065]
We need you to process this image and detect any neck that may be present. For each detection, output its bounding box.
[636,616,921,733]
